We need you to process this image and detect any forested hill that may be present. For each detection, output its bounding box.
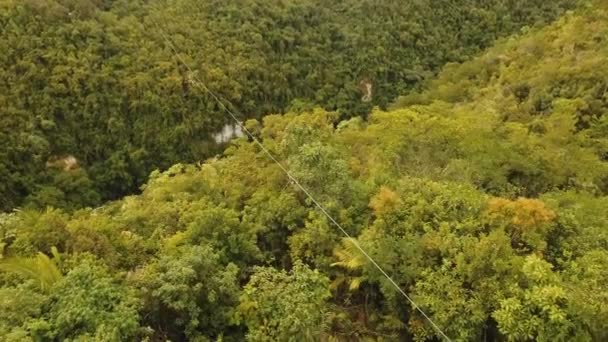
[1,2,607,341]
[0,0,575,211]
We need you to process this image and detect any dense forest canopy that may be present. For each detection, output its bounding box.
[2,0,608,341]
[0,0,576,210]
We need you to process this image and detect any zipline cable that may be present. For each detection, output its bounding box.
[147,12,452,342]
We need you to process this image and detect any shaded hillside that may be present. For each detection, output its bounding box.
[393,2,608,196]
[0,0,575,211]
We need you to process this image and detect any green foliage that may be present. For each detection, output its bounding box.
[395,5,608,137]
[0,285,47,341]
[0,248,62,293]
[0,0,574,211]
[183,204,261,266]
[24,169,100,211]
[2,208,70,255]
[0,2,606,341]
[31,257,141,341]
[133,244,240,341]
[237,262,331,341]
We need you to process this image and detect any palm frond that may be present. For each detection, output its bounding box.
[331,238,368,292]
[331,238,367,270]
[0,251,63,292]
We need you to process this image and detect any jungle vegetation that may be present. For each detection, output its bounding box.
[1,0,607,341]
[0,0,574,210]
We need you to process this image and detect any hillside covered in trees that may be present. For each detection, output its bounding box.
[0,0,575,210]
[2,0,608,341]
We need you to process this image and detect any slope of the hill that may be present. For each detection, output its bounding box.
[0,0,575,211]
[1,2,607,342]
[393,3,608,197]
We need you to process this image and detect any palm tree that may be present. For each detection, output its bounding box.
[331,238,367,291]
[0,247,63,293]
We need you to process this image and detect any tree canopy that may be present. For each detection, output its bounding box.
[0,0,575,210]
[1,0,607,341]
